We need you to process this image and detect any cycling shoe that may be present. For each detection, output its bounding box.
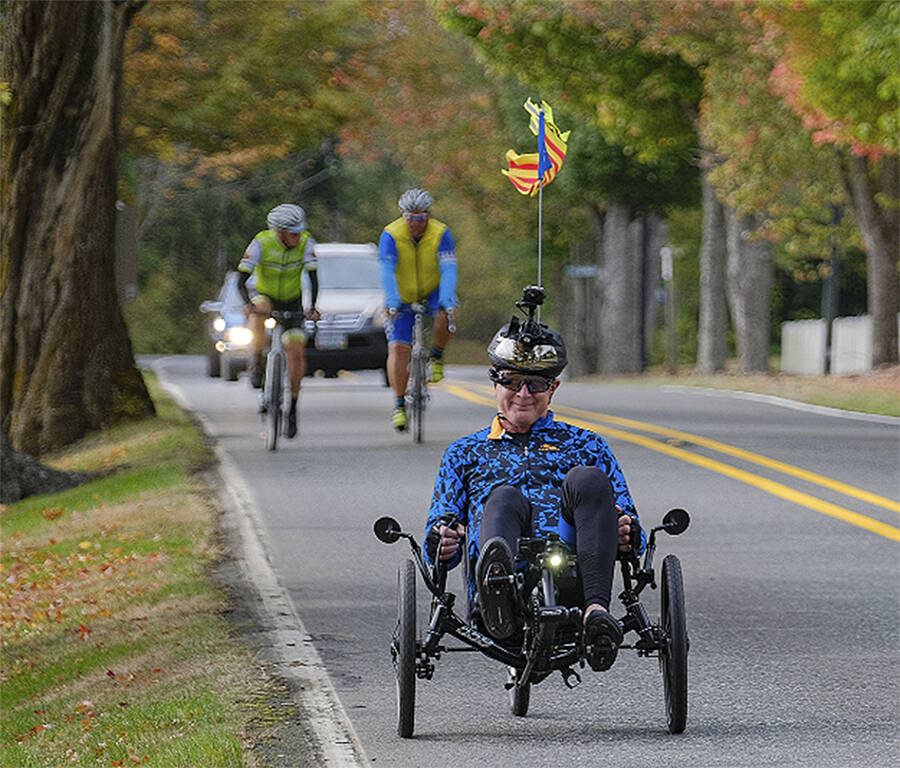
[584,609,623,671]
[250,364,264,390]
[286,409,298,439]
[476,537,517,640]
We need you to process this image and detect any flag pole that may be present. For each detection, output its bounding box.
[537,106,544,324]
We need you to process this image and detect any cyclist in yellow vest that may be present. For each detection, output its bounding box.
[379,188,458,431]
[237,204,320,439]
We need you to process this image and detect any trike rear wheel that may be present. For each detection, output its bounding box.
[660,554,688,734]
[395,558,417,737]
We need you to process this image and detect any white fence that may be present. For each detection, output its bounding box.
[781,319,826,375]
[781,314,900,374]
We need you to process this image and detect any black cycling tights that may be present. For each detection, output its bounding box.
[481,466,619,610]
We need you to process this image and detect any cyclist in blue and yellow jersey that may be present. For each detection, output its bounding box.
[423,316,645,672]
[237,204,320,439]
[379,187,458,432]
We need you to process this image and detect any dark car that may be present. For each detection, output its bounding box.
[199,271,255,380]
[302,243,387,379]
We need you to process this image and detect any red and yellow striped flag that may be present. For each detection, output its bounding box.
[502,99,570,196]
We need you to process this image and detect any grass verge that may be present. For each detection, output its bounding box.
[613,363,899,417]
[0,375,270,768]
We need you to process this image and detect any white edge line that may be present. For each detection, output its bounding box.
[153,361,372,768]
[660,385,900,425]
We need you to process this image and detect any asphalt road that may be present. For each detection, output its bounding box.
[149,356,900,768]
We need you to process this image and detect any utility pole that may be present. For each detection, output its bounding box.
[661,246,678,374]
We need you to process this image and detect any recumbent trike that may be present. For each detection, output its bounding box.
[373,507,691,737]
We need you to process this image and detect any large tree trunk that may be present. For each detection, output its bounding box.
[696,169,729,373]
[0,429,89,504]
[725,209,773,373]
[598,201,643,374]
[1,0,153,457]
[560,207,605,378]
[842,153,899,366]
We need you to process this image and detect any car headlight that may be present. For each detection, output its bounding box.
[226,326,253,346]
[213,317,226,333]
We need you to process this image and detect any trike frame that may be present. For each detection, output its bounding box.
[374,507,691,737]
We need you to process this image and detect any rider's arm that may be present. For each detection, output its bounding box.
[236,270,252,305]
[424,444,469,568]
[436,228,458,310]
[237,239,262,305]
[307,269,319,311]
[378,230,402,309]
[592,436,646,554]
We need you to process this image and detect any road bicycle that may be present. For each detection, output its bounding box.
[405,304,455,445]
[374,507,691,738]
[254,309,310,452]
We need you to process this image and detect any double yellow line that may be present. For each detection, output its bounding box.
[441,380,900,542]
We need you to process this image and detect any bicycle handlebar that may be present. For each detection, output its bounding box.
[389,303,456,333]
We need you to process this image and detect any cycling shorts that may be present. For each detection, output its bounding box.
[251,294,308,344]
[385,290,442,345]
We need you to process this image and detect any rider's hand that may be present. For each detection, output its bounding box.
[617,510,632,553]
[306,307,321,322]
[242,303,253,319]
[437,523,465,561]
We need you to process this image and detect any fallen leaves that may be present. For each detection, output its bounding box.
[41,507,65,521]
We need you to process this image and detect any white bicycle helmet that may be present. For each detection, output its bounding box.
[398,188,433,212]
[266,203,307,233]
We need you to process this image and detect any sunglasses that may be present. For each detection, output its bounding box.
[496,373,554,394]
[403,212,429,222]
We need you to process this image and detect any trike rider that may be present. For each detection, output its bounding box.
[423,318,646,671]
[236,203,321,439]
[378,187,458,432]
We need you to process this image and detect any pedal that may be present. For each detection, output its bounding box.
[484,574,515,589]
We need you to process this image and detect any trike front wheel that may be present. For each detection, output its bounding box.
[394,558,417,737]
[660,553,688,734]
[507,667,530,717]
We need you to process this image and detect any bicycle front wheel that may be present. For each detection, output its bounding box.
[265,354,283,451]
[410,352,426,444]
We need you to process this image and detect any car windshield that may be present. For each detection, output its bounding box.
[315,257,380,290]
[218,272,246,310]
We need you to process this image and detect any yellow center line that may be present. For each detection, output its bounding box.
[447,380,900,514]
[440,381,900,543]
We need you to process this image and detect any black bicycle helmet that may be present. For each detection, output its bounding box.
[487,317,567,379]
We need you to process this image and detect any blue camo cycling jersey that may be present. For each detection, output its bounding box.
[425,410,645,605]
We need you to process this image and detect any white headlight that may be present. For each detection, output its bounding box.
[264,317,277,330]
[226,327,253,346]
[548,553,563,568]
[213,317,226,332]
